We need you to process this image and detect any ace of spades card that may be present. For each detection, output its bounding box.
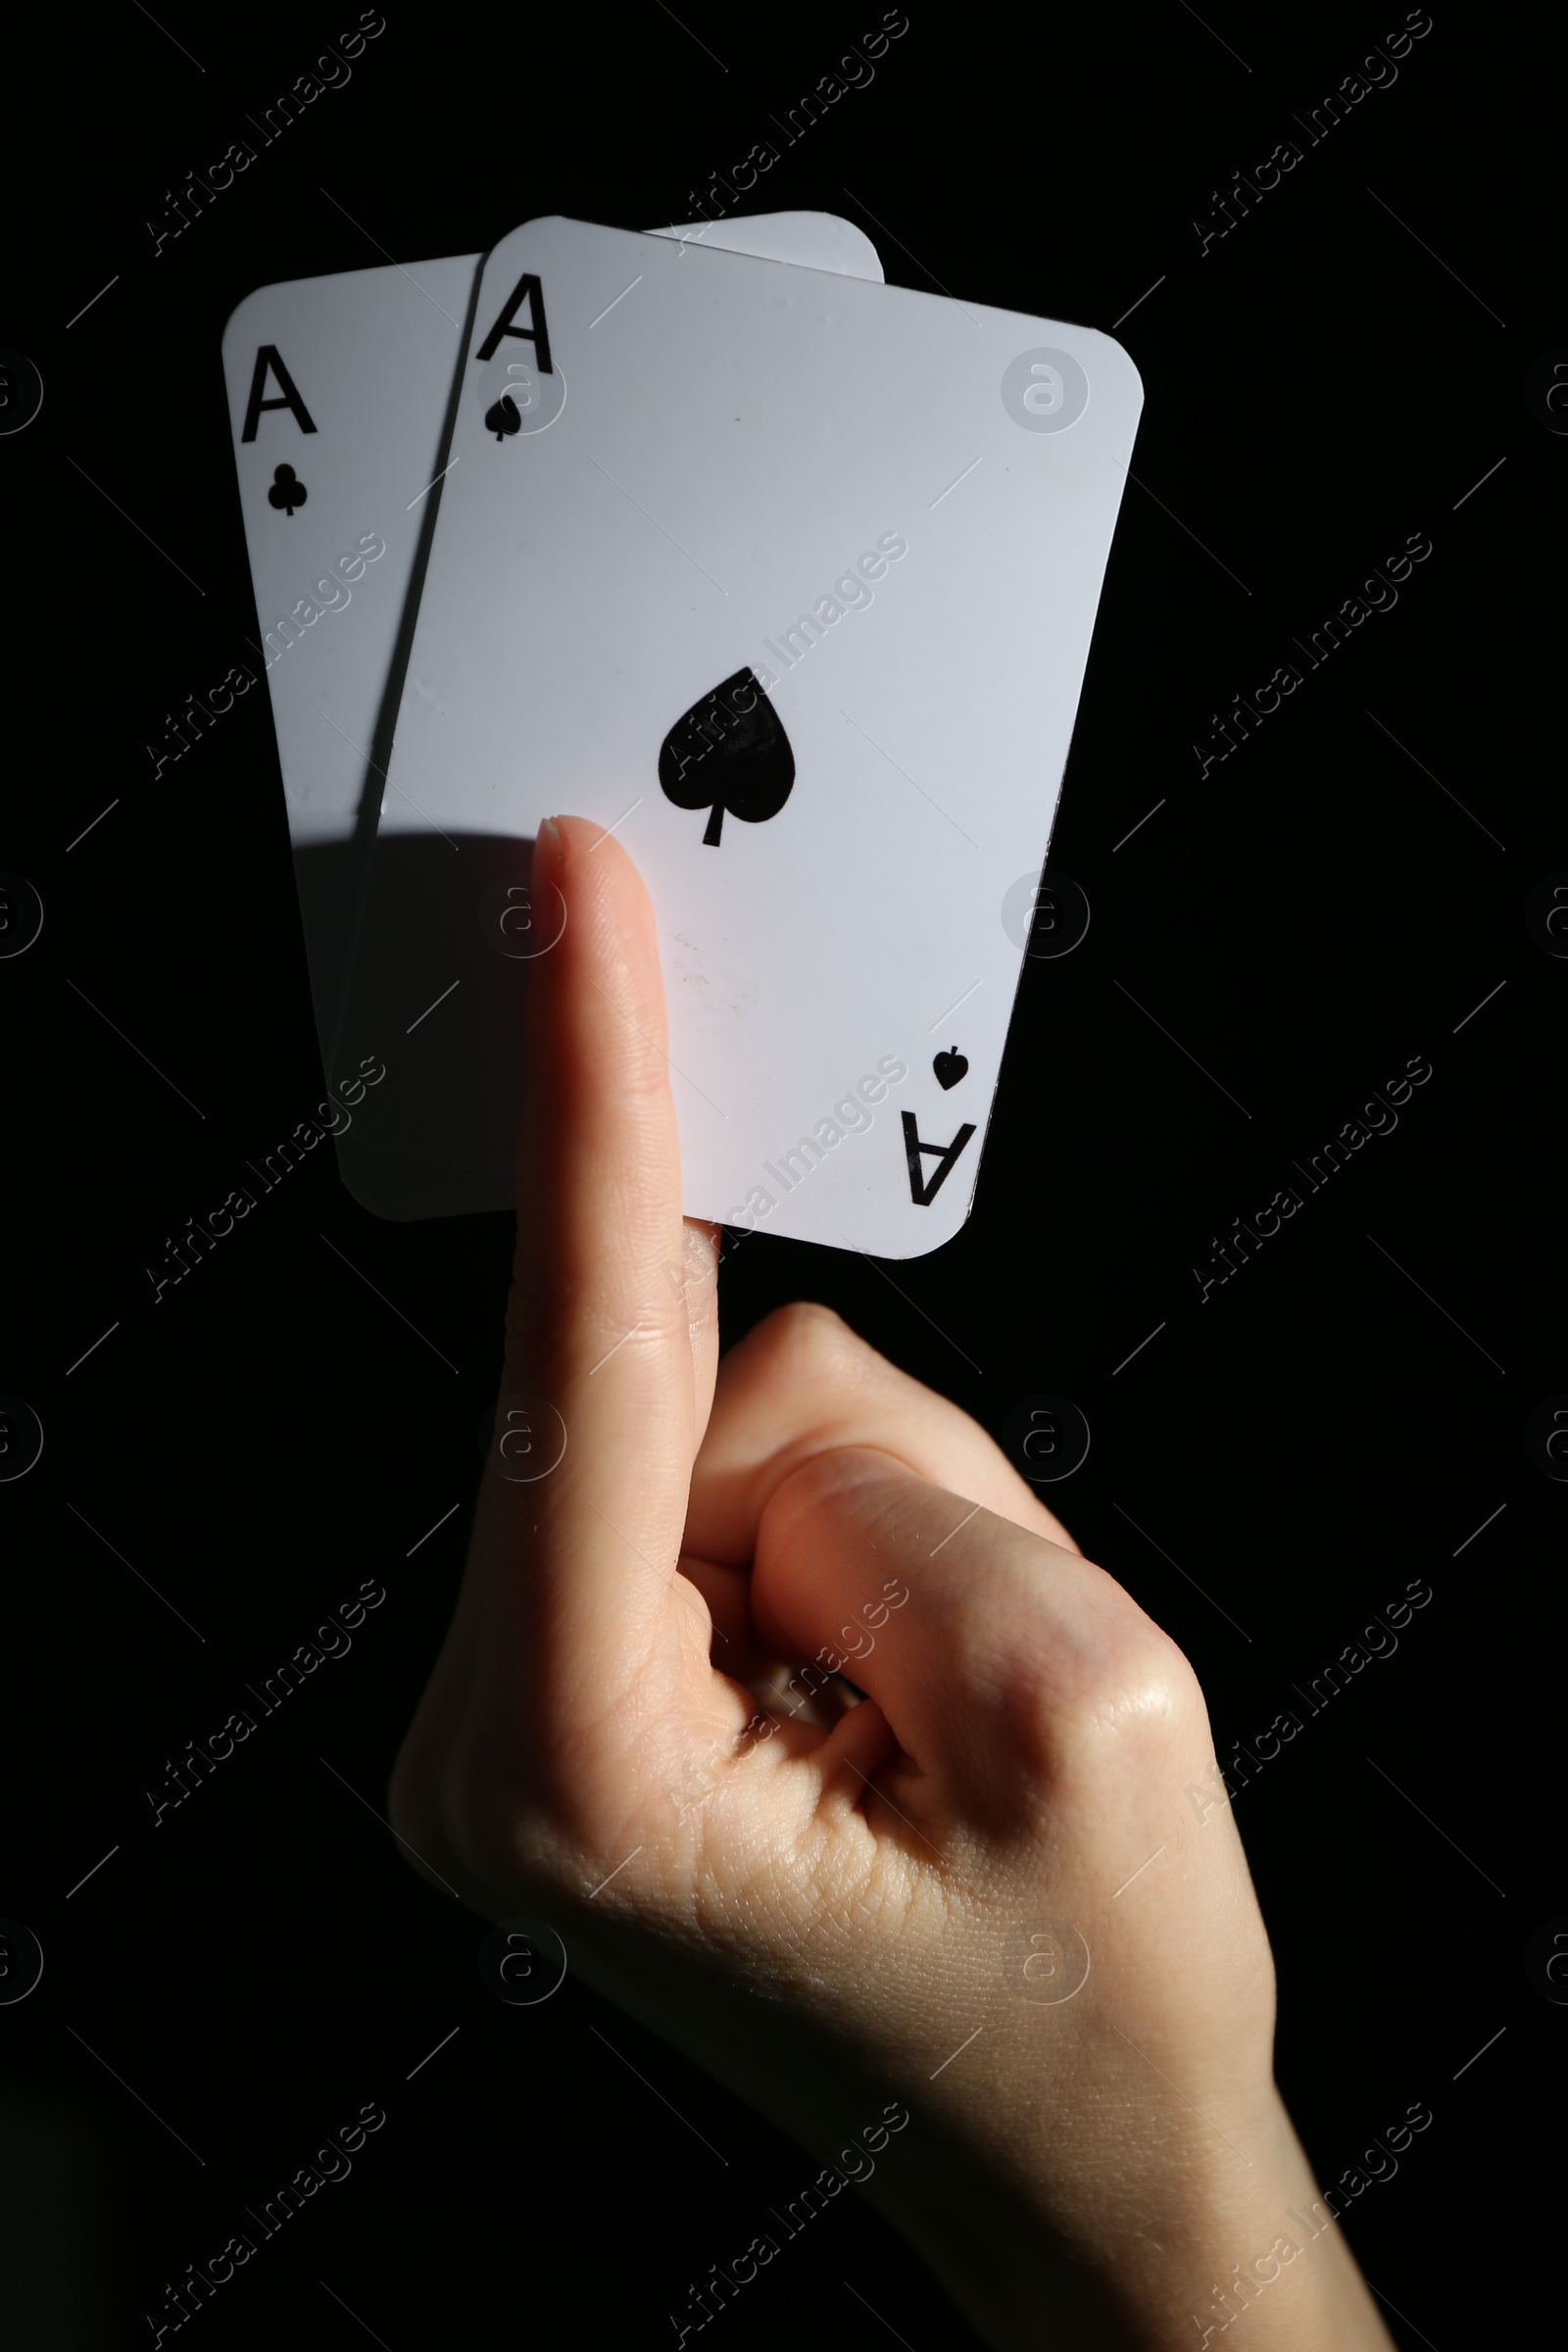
[335,216,1143,1256]
[220,215,883,1079]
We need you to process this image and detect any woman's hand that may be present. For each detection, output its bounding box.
[388,814,1394,2351]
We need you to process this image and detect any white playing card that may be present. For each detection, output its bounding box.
[337,216,1143,1257]
[647,210,883,277]
[222,217,882,1077]
[222,253,484,1069]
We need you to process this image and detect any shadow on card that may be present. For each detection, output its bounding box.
[305,830,545,1221]
[290,838,363,1075]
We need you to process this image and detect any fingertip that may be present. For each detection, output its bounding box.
[821,1691,901,1798]
[546,814,663,1003]
[509,808,686,1380]
[526,811,663,1052]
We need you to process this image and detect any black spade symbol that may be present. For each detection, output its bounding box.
[658,667,795,846]
[933,1047,968,1091]
[485,394,521,442]
[267,464,307,516]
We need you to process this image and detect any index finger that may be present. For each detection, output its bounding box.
[474,814,719,1719]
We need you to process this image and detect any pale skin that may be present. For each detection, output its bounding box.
[388,814,1396,2350]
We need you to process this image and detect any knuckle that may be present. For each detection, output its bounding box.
[387,1740,455,1883]
[748,1298,863,1380]
[385,1757,420,1857]
[434,1711,627,1901]
[435,1737,552,1893]
[439,1762,514,1882]
[992,1567,1206,1780]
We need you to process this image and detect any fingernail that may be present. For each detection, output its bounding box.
[540,815,564,868]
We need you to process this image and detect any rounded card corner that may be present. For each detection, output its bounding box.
[220,278,284,358]
[1075,320,1145,409]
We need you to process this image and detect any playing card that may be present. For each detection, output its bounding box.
[222,252,484,1070]
[222,217,882,1076]
[336,216,1143,1256]
[647,211,883,277]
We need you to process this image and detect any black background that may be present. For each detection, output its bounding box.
[3,2,1557,2346]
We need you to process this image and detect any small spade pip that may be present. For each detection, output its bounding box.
[658,667,795,846]
[268,464,307,516]
[933,1047,968,1090]
[485,394,521,441]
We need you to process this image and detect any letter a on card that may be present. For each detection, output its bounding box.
[901,1110,975,1205]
